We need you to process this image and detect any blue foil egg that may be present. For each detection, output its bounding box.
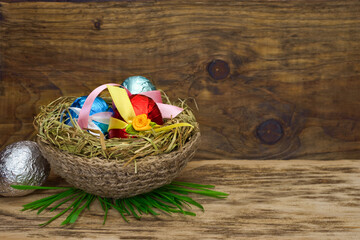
[64,96,111,134]
[121,76,156,94]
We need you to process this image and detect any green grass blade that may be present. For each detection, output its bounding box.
[50,192,82,212]
[165,188,190,195]
[133,196,159,216]
[103,198,110,225]
[37,189,77,214]
[98,197,129,224]
[171,182,215,189]
[124,199,141,219]
[23,194,62,210]
[69,194,95,224]
[165,186,229,198]
[163,192,204,211]
[171,209,196,216]
[145,195,173,214]
[98,196,106,211]
[154,192,185,214]
[128,198,146,215]
[147,193,179,210]
[39,195,84,226]
[118,200,131,215]
[114,199,130,222]
[61,192,88,225]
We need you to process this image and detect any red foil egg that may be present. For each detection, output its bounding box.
[108,129,130,139]
[108,94,163,138]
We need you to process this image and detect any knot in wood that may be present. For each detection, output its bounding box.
[207,60,230,80]
[94,20,101,30]
[256,119,283,145]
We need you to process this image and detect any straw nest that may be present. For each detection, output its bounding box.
[34,92,201,198]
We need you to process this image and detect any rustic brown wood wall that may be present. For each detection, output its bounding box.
[1,0,360,159]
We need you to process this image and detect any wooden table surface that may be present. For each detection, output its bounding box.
[0,159,359,239]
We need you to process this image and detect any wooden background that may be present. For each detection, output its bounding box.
[1,2,360,238]
[1,0,360,159]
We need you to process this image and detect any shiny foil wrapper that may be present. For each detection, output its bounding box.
[121,76,156,94]
[65,96,111,135]
[109,94,163,139]
[130,95,163,125]
[108,128,132,139]
[0,141,50,197]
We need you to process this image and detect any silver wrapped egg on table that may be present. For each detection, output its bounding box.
[0,141,50,197]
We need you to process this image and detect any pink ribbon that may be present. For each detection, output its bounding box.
[78,83,119,129]
[77,83,183,129]
[137,90,183,119]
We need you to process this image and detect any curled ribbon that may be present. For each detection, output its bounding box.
[107,86,136,129]
[107,85,193,133]
[61,107,112,131]
[77,83,192,135]
[60,107,112,140]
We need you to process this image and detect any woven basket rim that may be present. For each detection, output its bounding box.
[37,131,200,169]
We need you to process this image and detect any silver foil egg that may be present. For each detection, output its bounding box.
[122,76,156,94]
[0,141,50,197]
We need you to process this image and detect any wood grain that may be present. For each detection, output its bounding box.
[1,1,360,159]
[0,160,360,239]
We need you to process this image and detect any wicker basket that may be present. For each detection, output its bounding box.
[37,132,200,198]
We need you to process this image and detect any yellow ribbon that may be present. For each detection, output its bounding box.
[108,117,128,130]
[107,85,135,131]
[149,123,193,133]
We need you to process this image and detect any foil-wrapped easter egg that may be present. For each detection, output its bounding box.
[129,94,163,125]
[0,141,50,197]
[64,96,111,135]
[122,76,156,94]
[108,94,163,139]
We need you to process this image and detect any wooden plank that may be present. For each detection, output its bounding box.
[0,159,359,239]
[1,1,360,159]
[3,0,186,2]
